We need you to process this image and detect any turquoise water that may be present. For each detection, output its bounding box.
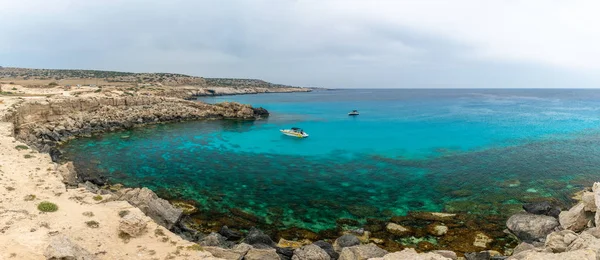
[61,89,600,231]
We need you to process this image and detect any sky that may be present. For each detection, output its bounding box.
[1,0,599,88]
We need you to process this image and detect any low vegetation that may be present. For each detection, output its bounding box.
[85,220,99,228]
[37,201,58,212]
[24,194,36,201]
[92,195,103,201]
[82,211,94,217]
[118,210,129,217]
[23,154,34,159]
[15,145,29,150]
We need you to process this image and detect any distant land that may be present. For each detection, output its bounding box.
[0,66,309,89]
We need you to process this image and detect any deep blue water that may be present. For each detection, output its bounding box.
[61,89,600,231]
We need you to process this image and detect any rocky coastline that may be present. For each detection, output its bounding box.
[2,88,598,259]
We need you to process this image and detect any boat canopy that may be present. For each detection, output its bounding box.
[291,127,302,131]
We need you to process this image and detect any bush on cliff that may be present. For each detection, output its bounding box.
[38,201,58,212]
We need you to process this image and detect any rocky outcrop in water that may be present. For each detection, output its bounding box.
[8,96,268,151]
[112,187,182,230]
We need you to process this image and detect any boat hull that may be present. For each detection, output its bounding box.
[280,130,309,138]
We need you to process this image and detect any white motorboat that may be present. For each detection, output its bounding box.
[348,110,359,116]
[280,127,309,138]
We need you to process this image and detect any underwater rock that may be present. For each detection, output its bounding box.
[523,201,561,217]
[336,218,360,227]
[229,208,261,223]
[408,212,457,222]
[313,240,339,260]
[291,244,330,260]
[346,204,379,218]
[472,232,493,248]
[172,201,198,215]
[559,203,593,232]
[333,234,361,252]
[417,241,436,251]
[427,223,449,236]
[245,227,275,247]
[464,251,490,260]
[386,222,411,236]
[338,243,387,260]
[506,213,559,242]
[545,230,578,253]
[277,227,320,241]
[277,238,311,249]
[219,225,243,241]
[244,248,280,260]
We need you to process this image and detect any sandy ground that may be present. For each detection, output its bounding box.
[0,87,221,259]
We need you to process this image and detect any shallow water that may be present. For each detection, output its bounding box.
[61,89,600,231]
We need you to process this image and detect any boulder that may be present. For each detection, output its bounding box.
[199,232,230,247]
[371,248,452,260]
[245,227,275,247]
[57,162,78,186]
[338,243,387,260]
[559,203,593,232]
[49,147,62,163]
[333,234,361,252]
[277,238,310,249]
[44,235,97,260]
[386,222,411,236]
[292,244,330,260]
[244,248,280,260]
[427,224,449,236]
[432,250,458,260]
[508,249,596,260]
[113,187,182,229]
[582,192,596,212]
[465,251,490,260]
[232,243,253,255]
[523,201,561,217]
[276,247,295,260]
[566,232,600,252]
[512,242,535,255]
[506,213,559,242]
[313,240,339,259]
[202,246,244,260]
[545,230,578,253]
[219,225,242,241]
[118,212,147,237]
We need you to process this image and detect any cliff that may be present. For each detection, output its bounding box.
[9,96,268,151]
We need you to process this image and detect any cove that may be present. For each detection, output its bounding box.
[60,89,600,231]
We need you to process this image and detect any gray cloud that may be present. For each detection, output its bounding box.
[1,0,599,88]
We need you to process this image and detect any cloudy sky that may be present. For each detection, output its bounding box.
[1,0,599,88]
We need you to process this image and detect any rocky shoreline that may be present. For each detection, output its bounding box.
[3,89,598,259]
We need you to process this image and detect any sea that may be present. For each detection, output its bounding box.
[60,89,600,231]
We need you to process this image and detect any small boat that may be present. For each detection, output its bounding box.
[280,127,309,138]
[348,110,359,116]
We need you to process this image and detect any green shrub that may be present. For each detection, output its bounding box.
[15,145,29,150]
[37,201,58,212]
[82,211,94,217]
[118,210,129,218]
[92,195,102,201]
[48,82,59,86]
[85,220,99,228]
[11,87,17,90]
[186,244,203,251]
[24,154,34,159]
[24,194,36,201]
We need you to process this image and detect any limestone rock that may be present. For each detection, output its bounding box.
[244,248,280,260]
[292,244,330,260]
[523,201,561,218]
[582,192,596,212]
[370,248,452,260]
[566,232,600,252]
[57,161,77,186]
[432,250,457,260]
[114,187,182,229]
[386,222,411,236]
[506,213,559,242]
[559,203,593,232]
[203,246,244,260]
[338,243,387,260]
[118,212,147,237]
[472,232,493,248]
[232,243,253,255]
[545,230,578,253]
[44,235,97,260]
[512,242,535,255]
[427,224,448,236]
[508,249,596,260]
[199,232,229,247]
[333,234,361,252]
